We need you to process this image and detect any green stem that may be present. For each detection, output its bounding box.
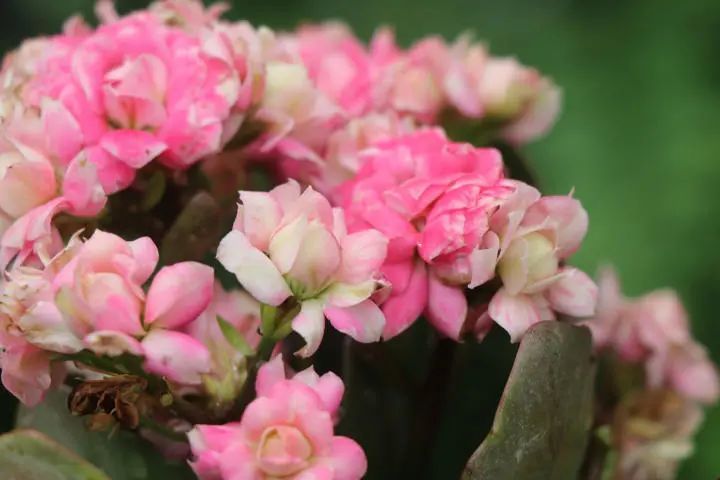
[228,302,300,419]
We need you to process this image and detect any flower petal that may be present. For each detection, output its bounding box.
[217,230,291,306]
[325,299,385,344]
[381,260,428,339]
[292,299,326,357]
[142,330,211,385]
[327,436,368,480]
[267,215,308,274]
[83,330,143,357]
[100,130,168,169]
[238,190,282,251]
[488,288,541,342]
[338,229,388,284]
[256,354,286,397]
[547,267,597,318]
[426,273,468,340]
[145,262,214,329]
[325,280,376,308]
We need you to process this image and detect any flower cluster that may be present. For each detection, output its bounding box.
[586,268,719,479]
[0,2,714,480]
[588,268,719,404]
[336,129,596,341]
[189,355,366,480]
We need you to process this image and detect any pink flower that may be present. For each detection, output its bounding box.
[371,28,449,122]
[184,282,262,404]
[148,0,230,33]
[483,184,596,341]
[0,101,107,269]
[0,330,56,406]
[615,390,704,480]
[51,231,160,338]
[444,37,561,143]
[217,180,387,356]
[647,342,720,405]
[316,112,415,192]
[337,128,505,339]
[1,229,217,387]
[255,60,342,157]
[25,8,241,173]
[586,268,719,404]
[288,23,374,116]
[188,355,366,480]
[0,136,57,220]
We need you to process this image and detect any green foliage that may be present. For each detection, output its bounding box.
[217,315,255,355]
[0,429,110,480]
[463,322,595,480]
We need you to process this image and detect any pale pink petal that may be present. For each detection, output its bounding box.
[547,267,597,318]
[41,98,83,165]
[267,215,308,274]
[238,396,289,442]
[285,221,342,294]
[381,260,428,339]
[292,299,326,357]
[100,130,168,169]
[0,343,53,406]
[239,190,282,250]
[269,179,302,209]
[218,442,262,480]
[62,152,107,216]
[217,230,291,306]
[525,195,588,259]
[142,330,212,385]
[468,235,499,288]
[496,235,530,295]
[145,262,214,329]
[488,288,541,342]
[325,281,376,308]
[667,344,720,404]
[18,301,83,354]
[325,299,385,344]
[127,236,159,285]
[188,424,242,480]
[256,354,287,397]
[83,330,143,357]
[338,229,388,284]
[426,273,468,340]
[85,145,136,194]
[326,436,367,480]
[293,465,333,480]
[293,368,345,418]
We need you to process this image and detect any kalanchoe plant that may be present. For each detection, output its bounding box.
[0,1,716,479]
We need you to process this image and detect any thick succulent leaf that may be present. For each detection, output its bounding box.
[463,321,595,480]
[0,429,109,480]
[16,390,195,480]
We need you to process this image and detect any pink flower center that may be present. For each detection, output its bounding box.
[103,54,168,131]
[256,425,313,476]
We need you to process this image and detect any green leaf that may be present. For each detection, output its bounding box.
[140,171,167,211]
[462,321,596,480]
[217,315,254,355]
[0,429,110,480]
[16,390,195,480]
[160,191,222,265]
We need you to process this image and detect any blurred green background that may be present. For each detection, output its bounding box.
[1,0,719,478]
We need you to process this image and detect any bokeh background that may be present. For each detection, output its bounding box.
[1,0,719,478]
